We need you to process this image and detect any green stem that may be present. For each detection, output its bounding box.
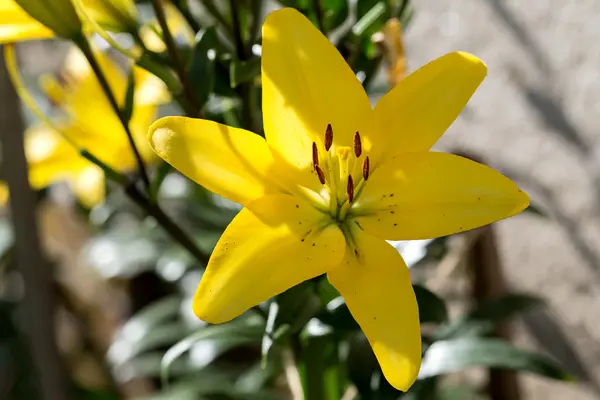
[229,0,247,58]
[174,0,201,32]
[246,0,264,55]
[312,0,326,34]
[201,0,233,37]
[75,35,151,190]
[125,184,209,265]
[229,0,258,132]
[152,0,199,116]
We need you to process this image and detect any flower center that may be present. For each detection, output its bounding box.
[310,124,370,224]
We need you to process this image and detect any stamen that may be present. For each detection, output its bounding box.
[325,123,333,151]
[362,156,370,180]
[312,142,319,168]
[347,175,355,202]
[315,165,326,184]
[354,131,362,157]
[337,147,351,181]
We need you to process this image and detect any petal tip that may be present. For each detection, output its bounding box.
[192,298,230,325]
[379,356,420,392]
[515,188,531,214]
[454,51,488,77]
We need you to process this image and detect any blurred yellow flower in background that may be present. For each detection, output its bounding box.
[0,0,139,44]
[1,46,168,207]
[140,1,195,53]
[149,8,529,391]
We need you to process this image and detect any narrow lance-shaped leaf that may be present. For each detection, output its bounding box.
[188,27,219,108]
[419,337,573,381]
[434,293,543,340]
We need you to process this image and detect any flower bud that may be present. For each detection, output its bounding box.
[13,0,82,39]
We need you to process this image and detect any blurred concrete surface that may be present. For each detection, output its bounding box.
[406,0,600,398]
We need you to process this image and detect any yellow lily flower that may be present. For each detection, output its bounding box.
[0,126,104,208]
[0,47,168,208]
[41,47,168,172]
[148,8,529,391]
[0,0,138,44]
[79,0,138,33]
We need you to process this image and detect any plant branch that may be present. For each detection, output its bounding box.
[125,184,209,265]
[246,0,264,55]
[75,35,151,190]
[152,0,199,116]
[174,0,201,32]
[229,0,247,59]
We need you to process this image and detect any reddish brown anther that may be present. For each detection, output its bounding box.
[362,156,370,181]
[354,131,362,157]
[325,124,333,151]
[315,165,326,184]
[312,142,319,168]
[347,175,355,202]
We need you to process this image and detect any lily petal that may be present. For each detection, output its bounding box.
[194,194,345,324]
[262,8,372,174]
[0,1,53,44]
[80,0,138,33]
[372,52,486,161]
[72,164,105,207]
[354,152,529,240]
[25,126,89,189]
[328,229,421,391]
[149,117,280,207]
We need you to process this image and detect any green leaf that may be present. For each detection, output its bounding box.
[229,57,260,88]
[188,27,219,109]
[435,293,543,339]
[137,53,182,94]
[412,285,447,324]
[300,336,344,400]
[121,69,135,124]
[353,1,390,37]
[124,295,181,327]
[161,316,264,387]
[109,322,190,366]
[419,338,573,381]
[321,0,350,31]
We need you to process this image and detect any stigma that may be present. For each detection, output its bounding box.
[311,124,370,217]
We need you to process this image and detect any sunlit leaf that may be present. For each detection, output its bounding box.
[161,315,264,387]
[419,338,573,380]
[229,57,260,88]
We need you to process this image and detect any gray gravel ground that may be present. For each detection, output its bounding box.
[405,0,600,398]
